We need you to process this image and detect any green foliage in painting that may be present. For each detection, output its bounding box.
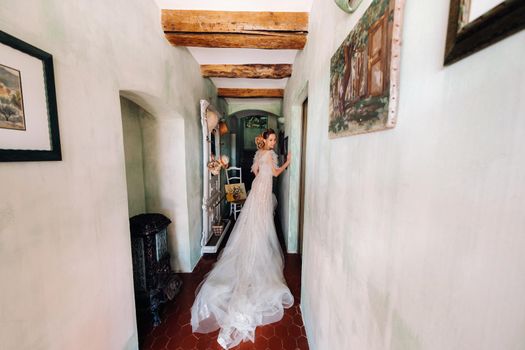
[329,0,394,137]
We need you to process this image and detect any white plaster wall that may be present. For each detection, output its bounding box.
[142,115,191,271]
[121,97,147,217]
[0,0,217,349]
[120,98,191,271]
[227,98,282,116]
[282,0,525,349]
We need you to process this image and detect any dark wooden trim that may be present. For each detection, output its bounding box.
[445,0,525,65]
[0,31,62,162]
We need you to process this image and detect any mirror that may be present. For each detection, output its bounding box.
[445,0,525,65]
[200,100,226,252]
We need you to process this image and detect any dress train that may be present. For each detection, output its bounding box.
[191,150,293,349]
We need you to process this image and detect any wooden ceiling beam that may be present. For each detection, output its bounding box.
[162,10,308,33]
[201,64,292,79]
[162,10,308,49]
[165,33,306,49]
[217,88,284,98]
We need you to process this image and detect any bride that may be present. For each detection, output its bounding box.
[191,128,294,349]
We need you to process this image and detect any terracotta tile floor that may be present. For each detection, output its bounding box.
[140,251,308,350]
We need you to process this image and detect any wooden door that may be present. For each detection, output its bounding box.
[298,98,308,255]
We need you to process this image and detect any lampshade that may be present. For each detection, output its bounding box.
[206,109,219,131]
[220,155,230,168]
[218,121,229,136]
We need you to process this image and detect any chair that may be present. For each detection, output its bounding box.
[226,166,242,185]
[225,167,244,220]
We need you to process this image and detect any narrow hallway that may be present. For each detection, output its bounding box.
[142,214,308,350]
[2,1,524,349]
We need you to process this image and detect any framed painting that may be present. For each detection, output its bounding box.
[445,0,525,65]
[225,183,247,202]
[0,31,61,161]
[329,0,405,138]
[283,136,289,156]
[278,130,285,154]
[334,0,364,13]
[245,116,267,129]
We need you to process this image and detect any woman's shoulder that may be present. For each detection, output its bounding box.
[255,149,269,155]
[254,149,277,159]
[260,149,277,158]
[253,149,266,162]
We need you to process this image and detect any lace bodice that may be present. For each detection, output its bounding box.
[251,150,278,176]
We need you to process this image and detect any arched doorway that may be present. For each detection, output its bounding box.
[226,109,281,191]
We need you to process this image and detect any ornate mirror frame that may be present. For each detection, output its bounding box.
[444,0,525,65]
[200,99,231,254]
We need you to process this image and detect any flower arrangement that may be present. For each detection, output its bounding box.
[207,154,230,176]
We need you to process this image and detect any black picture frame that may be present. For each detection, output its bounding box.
[278,130,285,154]
[445,0,525,66]
[0,31,61,161]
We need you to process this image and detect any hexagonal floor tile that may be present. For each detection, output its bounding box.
[141,252,309,350]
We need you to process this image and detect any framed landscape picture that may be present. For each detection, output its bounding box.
[0,64,25,131]
[0,31,61,161]
[245,115,267,129]
[329,0,405,138]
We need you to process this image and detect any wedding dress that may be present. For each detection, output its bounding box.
[191,149,294,349]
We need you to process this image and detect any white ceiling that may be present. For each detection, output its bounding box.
[155,0,313,12]
[187,48,298,65]
[154,1,313,91]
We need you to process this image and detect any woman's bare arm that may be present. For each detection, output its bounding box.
[272,152,291,177]
[251,150,260,176]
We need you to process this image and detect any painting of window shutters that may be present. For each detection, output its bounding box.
[368,14,387,96]
[329,0,405,138]
[348,48,366,102]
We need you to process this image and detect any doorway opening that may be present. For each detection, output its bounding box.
[298,98,308,255]
[226,110,281,192]
[119,92,188,346]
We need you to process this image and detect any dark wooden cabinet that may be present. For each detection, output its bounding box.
[129,213,182,336]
